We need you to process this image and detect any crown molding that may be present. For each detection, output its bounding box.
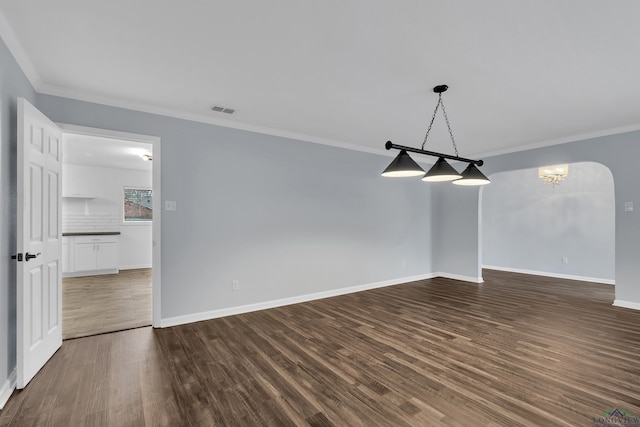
[41,80,640,163]
[475,123,640,160]
[38,82,392,158]
[0,9,41,89]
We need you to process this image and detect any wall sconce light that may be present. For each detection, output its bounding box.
[538,164,568,187]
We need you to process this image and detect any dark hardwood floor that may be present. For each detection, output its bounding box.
[2,270,639,426]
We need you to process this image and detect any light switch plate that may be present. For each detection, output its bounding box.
[165,200,177,211]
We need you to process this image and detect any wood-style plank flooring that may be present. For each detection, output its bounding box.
[3,270,640,426]
[62,268,152,339]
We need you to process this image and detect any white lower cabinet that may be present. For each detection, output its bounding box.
[62,237,72,273]
[74,241,96,272]
[95,242,118,270]
[62,235,119,276]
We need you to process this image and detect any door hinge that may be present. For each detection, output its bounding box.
[11,253,24,262]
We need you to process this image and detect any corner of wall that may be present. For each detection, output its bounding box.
[436,272,484,284]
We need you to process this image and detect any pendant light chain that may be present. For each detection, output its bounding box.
[439,97,459,157]
[421,94,441,150]
[420,93,459,157]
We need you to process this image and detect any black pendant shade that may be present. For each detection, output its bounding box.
[452,163,491,186]
[381,84,490,186]
[422,157,462,182]
[380,149,425,177]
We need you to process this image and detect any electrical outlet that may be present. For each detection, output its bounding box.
[232,280,240,291]
[562,257,569,264]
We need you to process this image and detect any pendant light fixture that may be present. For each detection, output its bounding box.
[381,149,425,177]
[381,85,490,186]
[452,163,490,186]
[422,157,462,182]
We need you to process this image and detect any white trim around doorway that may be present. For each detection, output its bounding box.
[57,123,162,327]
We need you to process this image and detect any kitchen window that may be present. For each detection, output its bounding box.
[123,187,152,222]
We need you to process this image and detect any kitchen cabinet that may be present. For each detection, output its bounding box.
[62,237,72,273]
[62,234,119,276]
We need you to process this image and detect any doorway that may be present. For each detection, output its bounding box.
[479,161,615,284]
[59,124,161,337]
[14,99,162,389]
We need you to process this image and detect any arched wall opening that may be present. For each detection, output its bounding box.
[478,161,615,284]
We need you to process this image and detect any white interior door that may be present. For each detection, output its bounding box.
[16,98,63,389]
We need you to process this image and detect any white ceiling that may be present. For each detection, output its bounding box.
[2,0,640,159]
[63,133,152,171]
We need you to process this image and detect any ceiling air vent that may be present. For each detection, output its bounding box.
[211,106,235,114]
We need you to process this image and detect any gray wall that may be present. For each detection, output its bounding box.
[35,94,434,319]
[432,183,482,280]
[0,38,36,394]
[440,131,640,303]
[482,162,615,280]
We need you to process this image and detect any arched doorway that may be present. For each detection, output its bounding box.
[479,161,615,284]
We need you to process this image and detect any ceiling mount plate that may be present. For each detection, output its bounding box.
[433,85,449,93]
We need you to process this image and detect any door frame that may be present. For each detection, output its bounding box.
[58,124,162,327]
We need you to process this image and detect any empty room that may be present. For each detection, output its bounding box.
[1,1,640,426]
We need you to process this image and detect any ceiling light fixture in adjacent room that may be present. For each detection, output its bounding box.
[538,164,568,187]
[381,85,490,186]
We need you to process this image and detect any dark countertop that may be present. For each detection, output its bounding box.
[62,231,121,236]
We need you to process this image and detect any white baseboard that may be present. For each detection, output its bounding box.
[0,369,16,410]
[62,268,119,278]
[482,265,615,285]
[436,272,484,284]
[160,273,439,328]
[119,264,152,271]
[613,300,640,311]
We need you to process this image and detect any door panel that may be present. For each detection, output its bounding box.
[29,267,43,345]
[48,261,60,331]
[48,171,59,238]
[17,98,63,389]
[30,165,43,242]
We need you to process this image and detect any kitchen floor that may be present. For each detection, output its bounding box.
[62,268,152,340]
